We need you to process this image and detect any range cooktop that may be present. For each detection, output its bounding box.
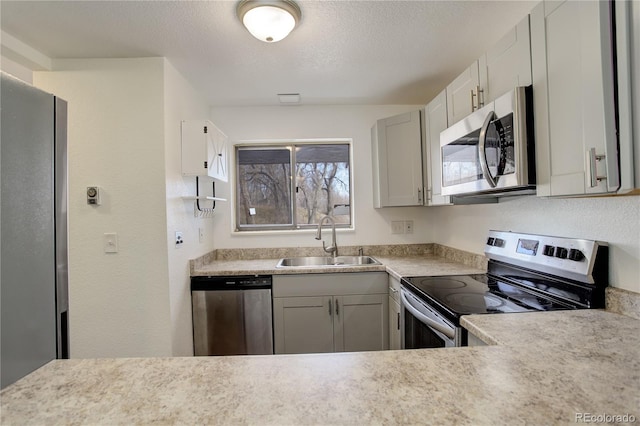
[401,230,608,324]
[402,274,573,320]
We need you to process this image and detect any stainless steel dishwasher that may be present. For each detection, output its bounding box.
[191,275,273,356]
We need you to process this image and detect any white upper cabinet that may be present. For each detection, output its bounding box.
[446,63,481,125]
[447,15,532,126]
[181,120,229,181]
[422,89,451,206]
[371,110,423,207]
[479,15,533,104]
[531,0,620,196]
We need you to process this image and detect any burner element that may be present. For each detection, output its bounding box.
[443,292,506,312]
[417,278,467,289]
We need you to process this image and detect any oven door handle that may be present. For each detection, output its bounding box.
[400,289,455,340]
[478,110,498,188]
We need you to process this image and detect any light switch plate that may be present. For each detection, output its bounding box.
[103,233,118,253]
[391,221,404,234]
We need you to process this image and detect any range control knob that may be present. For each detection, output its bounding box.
[487,237,495,246]
[543,245,555,257]
[568,249,585,262]
[555,247,568,259]
[493,238,505,248]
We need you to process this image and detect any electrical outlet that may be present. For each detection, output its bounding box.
[391,221,404,234]
[405,220,414,234]
[175,231,184,248]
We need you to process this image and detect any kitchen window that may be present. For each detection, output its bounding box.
[235,142,352,231]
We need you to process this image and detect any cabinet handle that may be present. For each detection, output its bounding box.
[389,286,398,295]
[397,312,400,330]
[470,89,477,111]
[476,85,484,108]
[335,299,340,316]
[588,148,607,188]
[471,86,484,111]
[328,299,332,316]
[417,188,423,204]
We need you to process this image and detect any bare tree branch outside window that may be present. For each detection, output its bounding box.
[236,143,351,231]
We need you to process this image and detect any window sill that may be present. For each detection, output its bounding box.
[232,227,355,236]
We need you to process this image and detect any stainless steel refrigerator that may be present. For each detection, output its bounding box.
[1,72,69,389]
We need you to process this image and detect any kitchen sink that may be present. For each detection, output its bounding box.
[275,255,382,268]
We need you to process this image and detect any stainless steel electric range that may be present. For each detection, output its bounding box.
[400,230,608,348]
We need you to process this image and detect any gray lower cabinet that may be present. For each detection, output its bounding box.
[388,275,402,350]
[273,272,389,354]
[467,333,488,347]
[388,297,401,350]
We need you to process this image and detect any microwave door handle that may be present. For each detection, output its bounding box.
[400,290,455,340]
[478,111,498,188]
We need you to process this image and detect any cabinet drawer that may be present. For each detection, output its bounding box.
[273,272,388,297]
[388,275,401,303]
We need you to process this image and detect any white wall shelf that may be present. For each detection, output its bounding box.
[181,196,227,202]
[183,176,225,218]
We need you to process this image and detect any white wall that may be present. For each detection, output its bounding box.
[34,58,174,358]
[163,60,215,356]
[430,195,640,293]
[0,55,33,84]
[210,105,435,249]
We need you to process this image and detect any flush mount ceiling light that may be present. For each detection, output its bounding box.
[237,0,302,43]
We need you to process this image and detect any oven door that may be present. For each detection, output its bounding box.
[400,287,461,349]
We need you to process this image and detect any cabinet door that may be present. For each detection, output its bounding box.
[333,294,388,352]
[531,0,619,196]
[372,111,423,207]
[181,120,209,176]
[423,90,451,206]
[205,122,228,182]
[273,296,334,354]
[388,296,402,350]
[479,15,532,102]
[181,120,229,181]
[446,62,480,125]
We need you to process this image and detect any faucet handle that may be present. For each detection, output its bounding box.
[358,247,364,256]
[322,240,336,255]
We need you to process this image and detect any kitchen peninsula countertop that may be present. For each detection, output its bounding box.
[4,245,639,424]
[2,310,639,424]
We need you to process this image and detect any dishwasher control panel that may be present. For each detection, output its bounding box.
[191,275,272,291]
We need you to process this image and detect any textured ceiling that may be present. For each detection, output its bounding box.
[1,0,537,106]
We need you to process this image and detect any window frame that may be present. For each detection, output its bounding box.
[233,139,354,233]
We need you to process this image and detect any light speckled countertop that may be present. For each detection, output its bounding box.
[3,250,639,425]
[2,321,639,425]
[191,254,486,279]
[461,308,640,349]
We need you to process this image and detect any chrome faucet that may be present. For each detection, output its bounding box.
[315,215,338,259]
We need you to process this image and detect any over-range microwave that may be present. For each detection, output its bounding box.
[440,86,535,197]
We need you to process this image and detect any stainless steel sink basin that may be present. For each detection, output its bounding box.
[276,255,382,268]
